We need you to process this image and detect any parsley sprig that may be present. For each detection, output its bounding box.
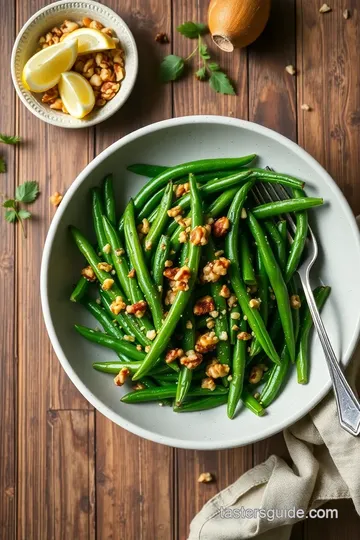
[0,132,21,174]
[3,181,39,238]
[160,21,235,95]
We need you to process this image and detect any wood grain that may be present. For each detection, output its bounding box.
[94,2,174,539]
[0,0,17,537]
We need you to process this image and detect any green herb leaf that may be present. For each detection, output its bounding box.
[177,22,208,39]
[199,43,211,60]
[18,209,31,220]
[0,133,21,145]
[208,62,220,71]
[195,66,207,80]
[15,181,39,204]
[209,71,236,95]
[5,209,17,223]
[0,157,6,173]
[3,199,16,208]
[160,55,185,82]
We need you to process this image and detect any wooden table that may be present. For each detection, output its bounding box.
[2,0,360,538]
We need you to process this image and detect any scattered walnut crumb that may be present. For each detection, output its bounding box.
[202,257,231,283]
[213,216,230,237]
[198,472,213,483]
[103,243,111,255]
[123,334,135,342]
[237,331,252,341]
[110,296,126,315]
[215,249,224,257]
[195,331,219,353]
[81,265,96,282]
[193,295,215,316]
[132,382,145,390]
[126,300,147,318]
[219,285,231,298]
[219,331,228,341]
[136,345,143,352]
[190,225,210,246]
[285,65,296,76]
[241,208,247,219]
[227,294,238,309]
[249,298,261,309]
[145,345,151,353]
[167,205,183,218]
[137,218,150,235]
[49,191,63,207]
[290,294,302,309]
[301,103,311,111]
[98,262,113,272]
[102,278,114,291]
[201,377,216,391]
[343,8,350,19]
[179,230,188,243]
[114,367,130,386]
[205,359,230,379]
[249,365,264,385]
[165,348,184,364]
[230,311,240,320]
[174,182,190,198]
[319,3,331,13]
[146,329,157,341]
[128,268,136,278]
[164,260,173,268]
[185,320,193,329]
[179,350,203,370]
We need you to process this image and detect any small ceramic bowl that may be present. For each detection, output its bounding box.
[11,0,138,128]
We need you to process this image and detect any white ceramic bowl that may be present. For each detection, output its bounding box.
[11,0,138,128]
[41,116,360,449]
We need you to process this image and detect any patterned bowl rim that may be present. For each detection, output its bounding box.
[10,0,138,128]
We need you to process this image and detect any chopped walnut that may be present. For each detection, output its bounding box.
[249,365,264,385]
[110,296,126,315]
[249,298,261,309]
[219,285,231,298]
[201,377,216,391]
[128,268,136,278]
[103,243,111,255]
[205,359,230,379]
[195,331,219,354]
[136,345,143,352]
[165,348,184,364]
[177,216,192,228]
[213,216,230,237]
[98,262,113,272]
[227,295,238,309]
[230,311,240,320]
[290,294,302,309]
[179,231,188,243]
[285,64,296,76]
[241,208,247,219]
[185,320,193,329]
[102,278,114,291]
[174,182,190,198]
[167,205,183,218]
[319,3,331,13]
[179,350,203,370]
[123,334,135,342]
[146,329,157,341]
[206,319,215,329]
[61,19,79,33]
[81,265,96,282]
[202,257,231,283]
[133,382,146,390]
[137,218,150,235]
[237,331,252,341]
[42,86,59,104]
[174,266,191,282]
[198,472,213,483]
[193,295,215,316]
[209,310,219,318]
[145,345,151,353]
[165,289,177,305]
[50,191,63,207]
[219,331,228,341]
[164,260,173,268]
[190,225,210,246]
[301,103,311,111]
[114,367,130,386]
[155,32,169,43]
[115,248,124,257]
[163,267,180,280]
[90,20,104,30]
[126,300,147,318]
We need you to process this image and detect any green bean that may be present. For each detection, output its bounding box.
[121,384,228,403]
[93,361,170,375]
[103,175,116,226]
[70,276,89,303]
[252,197,323,219]
[132,174,203,380]
[249,168,305,189]
[70,226,123,298]
[123,199,163,330]
[296,286,331,384]
[173,394,228,412]
[127,163,168,177]
[242,390,265,416]
[239,232,256,286]
[263,221,286,271]
[99,289,151,347]
[249,249,269,356]
[144,182,173,260]
[152,235,170,290]
[102,216,132,301]
[227,317,247,419]
[206,187,239,217]
[75,324,145,361]
[247,211,295,362]
[229,306,241,345]
[285,189,309,283]
[277,220,287,271]
[225,183,280,365]
[176,303,195,405]
[289,278,300,362]
[156,371,205,383]
[138,190,166,222]
[91,188,113,265]
[81,297,124,340]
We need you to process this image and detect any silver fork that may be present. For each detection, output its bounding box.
[256,171,360,436]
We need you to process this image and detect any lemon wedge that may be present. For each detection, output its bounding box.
[58,71,95,119]
[62,27,116,55]
[22,39,78,93]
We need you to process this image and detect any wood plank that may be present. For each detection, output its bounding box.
[0,0,17,537]
[16,1,95,537]
[94,2,173,539]
[171,1,251,538]
[249,0,297,466]
[46,410,95,540]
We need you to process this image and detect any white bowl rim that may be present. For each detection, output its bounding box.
[40,115,360,449]
[11,0,138,129]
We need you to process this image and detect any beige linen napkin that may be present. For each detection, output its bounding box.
[188,349,360,540]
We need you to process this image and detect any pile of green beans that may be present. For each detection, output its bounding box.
[69,157,330,418]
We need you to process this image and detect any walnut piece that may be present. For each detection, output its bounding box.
[155,32,169,43]
[201,377,216,391]
[179,350,203,370]
[290,294,302,309]
[219,284,231,298]
[249,298,261,309]
[167,205,183,218]
[114,367,130,386]
[319,3,331,13]
[198,472,213,483]
[190,225,210,246]
[128,268,136,278]
[126,300,147,318]
[110,296,126,315]
[195,331,219,354]
[165,348,184,364]
[249,365,264,385]
[237,331,252,341]
[213,216,230,237]
[202,257,231,283]
[174,182,190,198]
[49,191,63,207]
[97,262,113,272]
[137,218,150,235]
[205,359,230,379]
[81,265,96,282]
[193,295,215,316]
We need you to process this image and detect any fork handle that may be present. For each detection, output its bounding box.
[299,272,360,436]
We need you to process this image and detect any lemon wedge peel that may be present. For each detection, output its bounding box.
[62,28,116,55]
[58,71,95,119]
[22,39,78,93]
